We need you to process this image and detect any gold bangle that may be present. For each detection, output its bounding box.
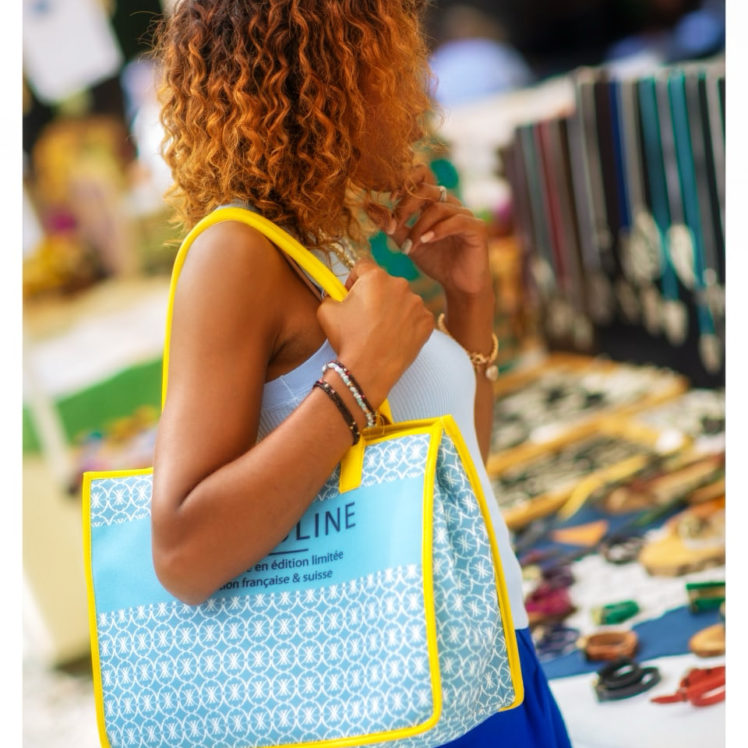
[437,313,499,381]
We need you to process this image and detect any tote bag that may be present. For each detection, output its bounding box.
[83,206,523,748]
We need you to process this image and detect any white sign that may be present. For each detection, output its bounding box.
[23,0,123,104]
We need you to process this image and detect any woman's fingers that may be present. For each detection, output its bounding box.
[363,164,435,233]
[318,260,434,407]
[344,257,379,290]
[408,202,473,243]
[406,212,485,256]
[396,203,474,255]
[388,182,460,246]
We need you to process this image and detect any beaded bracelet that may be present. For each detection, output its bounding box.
[313,379,361,445]
[322,360,377,428]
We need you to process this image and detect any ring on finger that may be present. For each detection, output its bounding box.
[437,185,447,203]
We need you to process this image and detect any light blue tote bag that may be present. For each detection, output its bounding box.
[83,207,523,748]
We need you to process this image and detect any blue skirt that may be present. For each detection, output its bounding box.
[439,628,572,748]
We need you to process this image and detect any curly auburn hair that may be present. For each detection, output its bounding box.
[155,0,436,249]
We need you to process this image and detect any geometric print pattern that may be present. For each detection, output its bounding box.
[302,433,433,505]
[89,427,516,748]
[90,474,152,528]
[97,566,431,748]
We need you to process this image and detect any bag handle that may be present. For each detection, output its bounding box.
[161,205,394,426]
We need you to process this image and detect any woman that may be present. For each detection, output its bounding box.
[151,1,571,746]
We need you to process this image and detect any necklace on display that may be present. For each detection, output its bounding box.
[651,74,694,347]
[567,74,615,326]
[637,76,685,346]
[617,78,664,336]
[658,74,696,290]
[591,73,641,325]
[690,68,726,356]
[554,117,596,350]
[537,119,594,349]
[668,70,722,374]
[518,124,572,340]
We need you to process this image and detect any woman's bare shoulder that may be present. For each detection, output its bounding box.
[180,219,287,287]
[172,219,290,340]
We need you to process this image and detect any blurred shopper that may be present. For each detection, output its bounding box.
[429,5,534,108]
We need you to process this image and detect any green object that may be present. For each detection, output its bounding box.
[686,581,725,613]
[369,232,420,280]
[591,600,640,625]
[429,158,461,194]
[23,358,163,454]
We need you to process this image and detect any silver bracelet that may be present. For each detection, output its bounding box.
[322,360,377,428]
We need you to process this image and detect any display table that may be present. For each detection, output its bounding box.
[550,650,725,748]
[23,276,169,453]
[521,503,725,746]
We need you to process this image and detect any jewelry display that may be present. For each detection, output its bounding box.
[591,600,640,626]
[632,389,724,449]
[581,630,639,661]
[504,61,725,386]
[651,666,725,706]
[532,624,580,662]
[686,581,725,614]
[489,355,686,454]
[490,431,658,525]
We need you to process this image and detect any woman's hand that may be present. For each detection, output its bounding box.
[366,164,492,300]
[317,258,434,409]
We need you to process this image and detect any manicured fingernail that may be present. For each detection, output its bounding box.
[401,238,413,255]
[386,218,397,235]
[420,231,434,243]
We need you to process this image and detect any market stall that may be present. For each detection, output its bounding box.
[22,2,727,747]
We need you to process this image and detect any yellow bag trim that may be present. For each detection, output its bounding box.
[82,468,153,748]
[440,416,524,711]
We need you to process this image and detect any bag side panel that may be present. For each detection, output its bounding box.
[368,432,518,748]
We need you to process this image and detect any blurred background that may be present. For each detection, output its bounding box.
[22,1,726,746]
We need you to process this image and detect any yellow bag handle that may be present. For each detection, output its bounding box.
[161,205,393,423]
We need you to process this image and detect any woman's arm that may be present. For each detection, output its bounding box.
[152,222,433,605]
